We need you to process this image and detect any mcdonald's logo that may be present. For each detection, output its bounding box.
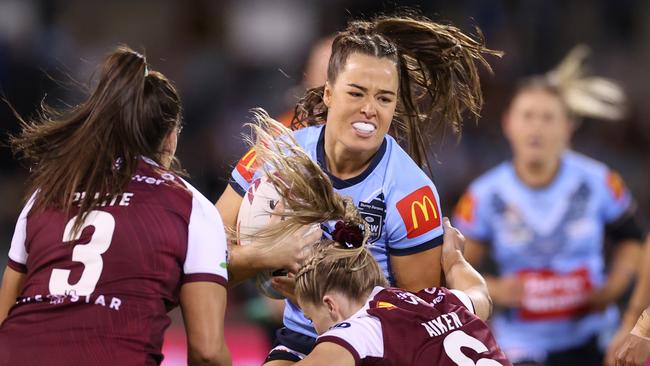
[236,148,259,183]
[396,186,441,238]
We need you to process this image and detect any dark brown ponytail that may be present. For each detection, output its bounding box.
[11,45,182,231]
[293,14,502,172]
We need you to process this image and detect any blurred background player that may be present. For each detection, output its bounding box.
[244,114,511,366]
[453,45,645,366]
[0,47,231,366]
[216,14,501,365]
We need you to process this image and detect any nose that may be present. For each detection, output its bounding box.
[360,99,377,120]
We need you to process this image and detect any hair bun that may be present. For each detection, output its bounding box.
[332,220,365,248]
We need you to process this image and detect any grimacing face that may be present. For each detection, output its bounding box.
[503,88,573,167]
[323,52,398,155]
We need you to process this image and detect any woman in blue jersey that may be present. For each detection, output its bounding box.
[453,46,645,366]
[216,14,500,365]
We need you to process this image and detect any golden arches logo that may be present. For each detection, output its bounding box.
[410,196,438,230]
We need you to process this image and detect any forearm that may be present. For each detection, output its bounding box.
[0,266,25,325]
[227,243,265,287]
[444,250,491,320]
[600,241,641,304]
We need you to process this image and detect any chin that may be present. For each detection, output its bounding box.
[344,135,382,153]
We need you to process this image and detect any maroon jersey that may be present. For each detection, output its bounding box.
[316,287,511,366]
[0,157,228,366]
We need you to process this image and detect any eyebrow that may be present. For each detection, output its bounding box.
[348,83,396,96]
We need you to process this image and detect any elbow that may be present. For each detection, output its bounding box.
[188,341,231,366]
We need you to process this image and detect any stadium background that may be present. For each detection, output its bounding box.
[0,0,648,364]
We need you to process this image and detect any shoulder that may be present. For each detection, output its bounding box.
[317,309,384,361]
[563,150,609,179]
[467,161,512,195]
[381,136,436,197]
[292,125,323,145]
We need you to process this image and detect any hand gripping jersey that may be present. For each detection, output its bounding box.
[0,157,228,366]
[453,151,634,360]
[230,125,445,337]
[317,286,511,366]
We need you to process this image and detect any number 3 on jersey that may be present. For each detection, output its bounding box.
[49,211,115,297]
[444,330,502,366]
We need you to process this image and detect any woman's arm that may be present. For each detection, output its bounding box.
[391,246,442,291]
[180,282,231,366]
[439,219,492,321]
[0,266,25,325]
[215,185,321,286]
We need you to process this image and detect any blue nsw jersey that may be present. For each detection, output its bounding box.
[230,125,444,337]
[453,151,634,361]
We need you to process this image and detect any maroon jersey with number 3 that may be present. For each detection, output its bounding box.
[316,287,511,366]
[0,158,228,365]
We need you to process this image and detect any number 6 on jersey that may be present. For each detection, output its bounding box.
[49,211,115,297]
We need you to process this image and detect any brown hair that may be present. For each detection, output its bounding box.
[512,45,626,121]
[292,14,502,171]
[11,45,183,231]
[245,110,388,304]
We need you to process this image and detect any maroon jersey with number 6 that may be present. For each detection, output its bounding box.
[0,158,228,366]
[316,287,511,366]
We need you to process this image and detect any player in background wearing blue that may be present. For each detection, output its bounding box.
[216,14,501,365]
[453,45,645,366]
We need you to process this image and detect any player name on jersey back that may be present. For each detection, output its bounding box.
[421,311,464,337]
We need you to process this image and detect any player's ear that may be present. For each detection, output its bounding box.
[322,294,338,318]
[323,81,332,108]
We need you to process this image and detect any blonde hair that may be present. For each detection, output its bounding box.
[295,240,389,306]
[245,109,388,304]
[516,44,626,121]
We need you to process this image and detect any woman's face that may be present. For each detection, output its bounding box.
[323,53,398,155]
[503,88,573,167]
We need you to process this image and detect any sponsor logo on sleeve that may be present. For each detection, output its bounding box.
[454,192,475,224]
[396,186,441,238]
[236,148,258,183]
[374,301,397,310]
[606,171,626,201]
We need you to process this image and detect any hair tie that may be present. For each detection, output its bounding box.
[331,220,364,249]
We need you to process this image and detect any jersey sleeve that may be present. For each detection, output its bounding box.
[229,147,260,197]
[600,169,634,223]
[452,186,492,243]
[385,181,444,256]
[449,289,476,314]
[316,315,384,364]
[182,181,229,287]
[7,193,37,273]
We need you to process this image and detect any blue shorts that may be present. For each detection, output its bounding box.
[264,327,316,363]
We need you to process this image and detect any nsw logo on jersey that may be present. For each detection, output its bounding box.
[396,186,441,238]
[358,193,386,243]
[236,148,259,183]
